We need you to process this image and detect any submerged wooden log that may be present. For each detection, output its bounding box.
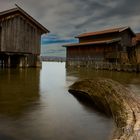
[69,79,140,140]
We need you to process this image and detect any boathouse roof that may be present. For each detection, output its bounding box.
[63,38,121,47]
[76,27,135,38]
[0,5,50,34]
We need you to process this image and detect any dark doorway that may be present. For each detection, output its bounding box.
[0,27,1,51]
[10,55,20,67]
[0,27,2,67]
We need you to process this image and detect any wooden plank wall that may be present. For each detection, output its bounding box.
[67,43,124,64]
[135,45,140,63]
[67,46,105,61]
[0,14,42,55]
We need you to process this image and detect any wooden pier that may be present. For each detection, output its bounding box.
[66,59,140,72]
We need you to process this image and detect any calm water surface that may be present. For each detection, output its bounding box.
[0,62,140,140]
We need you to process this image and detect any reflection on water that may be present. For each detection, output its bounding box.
[2,62,138,139]
[0,68,40,117]
[66,66,140,96]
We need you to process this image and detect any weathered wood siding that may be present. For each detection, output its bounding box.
[135,44,140,63]
[67,44,119,62]
[119,30,133,63]
[0,14,42,54]
[120,30,132,47]
[66,41,130,65]
[76,31,133,64]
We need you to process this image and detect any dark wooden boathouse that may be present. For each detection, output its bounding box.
[0,5,49,68]
[63,27,135,68]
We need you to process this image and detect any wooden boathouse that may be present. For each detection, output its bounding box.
[0,5,49,68]
[63,27,136,69]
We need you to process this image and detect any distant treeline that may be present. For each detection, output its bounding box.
[40,56,66,62]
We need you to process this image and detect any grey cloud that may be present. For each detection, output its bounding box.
[101,0,140,18]
[1,0,140,38]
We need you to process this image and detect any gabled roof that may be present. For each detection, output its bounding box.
[0,5,49,34]
[76,27,135,38]
[63,38,121,47]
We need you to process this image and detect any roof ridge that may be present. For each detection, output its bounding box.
[76,26,131,38]
[0,6,49,33]
[63,38,121,47]
[15,5,50,33]
[119,26,129,32]
[0,7,18,15]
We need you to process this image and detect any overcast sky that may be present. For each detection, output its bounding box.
[1,0,140,55]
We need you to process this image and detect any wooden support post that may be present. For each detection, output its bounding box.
[4,55,11,68]
[8,55,11,67]
[20,56,28,68]
[19,56,24,67]
[36,55,41,67]
[25,56,28,67]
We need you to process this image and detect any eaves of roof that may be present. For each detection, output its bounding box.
[63,38,121,47]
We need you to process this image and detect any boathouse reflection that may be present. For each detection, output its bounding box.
[0,68,40,118]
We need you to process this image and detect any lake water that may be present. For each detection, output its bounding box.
[0,62,140,140]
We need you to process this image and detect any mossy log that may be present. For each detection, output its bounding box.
[69,79,140,140]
